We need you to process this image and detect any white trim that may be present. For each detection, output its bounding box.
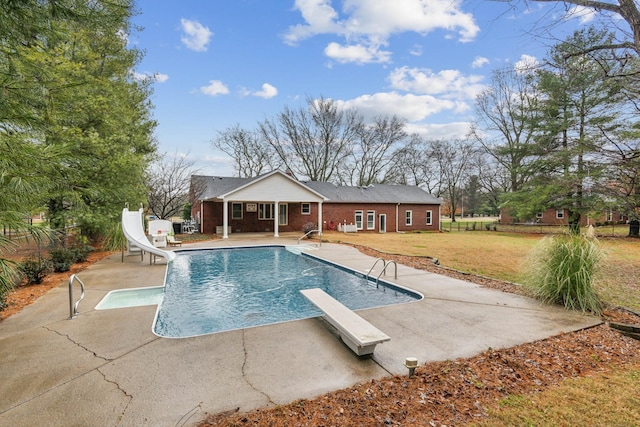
[232,202,243,219]
[366,210,375,230]
[379,214,387,233]
[355,210,363,230]
[278,203,288,226]
[223,200,229,239]
[317,201,323,236]
[274,201,279,237]
[258,203,275,220]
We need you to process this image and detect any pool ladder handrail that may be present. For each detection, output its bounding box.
[68,274,86,319]
[366,258,386,280]
[297,229,321,247]
[366,259,398,288]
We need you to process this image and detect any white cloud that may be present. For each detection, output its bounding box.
[284,0,479,64]
[335,92,456,122]
[200,80,229,96]
[513,54,539,74]
[409,44,423,56]
[567,5,597,24]
[180,18,213,52]
[132,71,169,83]
[388,66,486,101]
[404,122,471,139]
[253,83,278,99]
[324,42,391,64]
[284,0,342,45]
[471,56,489,69]
[154,73,169,83]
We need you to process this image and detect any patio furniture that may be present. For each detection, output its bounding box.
[167,235,182,246]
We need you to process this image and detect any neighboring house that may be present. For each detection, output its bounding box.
[500,208,628,226]
[191,170,442,238]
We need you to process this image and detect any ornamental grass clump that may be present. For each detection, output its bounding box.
[523,234,603,315]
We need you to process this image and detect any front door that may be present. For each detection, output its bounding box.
[379,214,386,233]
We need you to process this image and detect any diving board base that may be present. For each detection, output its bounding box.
[300,288,390,356]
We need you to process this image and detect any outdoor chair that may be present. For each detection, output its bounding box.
[167,235,182,246]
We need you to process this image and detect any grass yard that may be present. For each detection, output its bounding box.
[320,230,640,312]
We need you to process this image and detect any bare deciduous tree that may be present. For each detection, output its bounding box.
[384,135,444,196]
[147,153,200,219]
[343,115,407,186]
[259,97,361,182]
[212,125,278,178]
[526,0,640,52]
[428,139,479,221]
[471,68,543,193]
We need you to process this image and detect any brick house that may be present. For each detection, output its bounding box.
[191,171,442,238]
[500,208,627,226]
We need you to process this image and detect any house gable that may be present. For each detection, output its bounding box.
[219,171,326,203]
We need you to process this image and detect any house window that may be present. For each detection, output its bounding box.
[556,209,564,219]
[405,210,412,226]
[232,203,243,220]
[536,212,543,219]
[301,203,311,215]
[426,210,432,225]
[355,211,363,230]
[258,203,275,220]
[279,204,288,226]
[367,211,375,230]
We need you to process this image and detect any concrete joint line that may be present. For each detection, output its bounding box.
[241,329,275,405]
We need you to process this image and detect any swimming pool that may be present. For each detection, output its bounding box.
[153,246,421,338]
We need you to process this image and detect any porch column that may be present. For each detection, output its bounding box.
[274,201,279,238]
[317,201,323,236]
[223,199,229,239]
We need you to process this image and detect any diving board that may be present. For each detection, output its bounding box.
[300,288,390,356]
[122,207,176,263]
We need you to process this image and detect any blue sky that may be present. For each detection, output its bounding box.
[130,0,595,176]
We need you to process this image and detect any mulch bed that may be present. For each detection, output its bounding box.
[199,244,640,426]
[1,250,114,320]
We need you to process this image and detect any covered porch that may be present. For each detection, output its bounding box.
[195,171,327,238]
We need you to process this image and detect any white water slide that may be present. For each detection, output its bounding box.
[122,207,176,262]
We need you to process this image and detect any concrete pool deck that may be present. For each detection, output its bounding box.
[0,236,601,426]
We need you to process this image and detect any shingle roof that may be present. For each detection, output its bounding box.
[192,175,252,200]
[192,174,441,205]
[303,181,442,204]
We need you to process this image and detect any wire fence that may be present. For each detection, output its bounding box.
[440,220,631,237]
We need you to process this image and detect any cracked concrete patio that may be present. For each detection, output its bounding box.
[0,236,600,426]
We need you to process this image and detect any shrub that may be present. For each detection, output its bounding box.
[19,257,51,285]
[523,234,603,314]
[50,248,75,273]
[302,222,317,236]
[1,259,20,311]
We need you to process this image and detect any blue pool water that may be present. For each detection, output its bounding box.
[153,246,421,338]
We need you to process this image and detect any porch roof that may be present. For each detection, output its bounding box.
[193,171,326,203]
